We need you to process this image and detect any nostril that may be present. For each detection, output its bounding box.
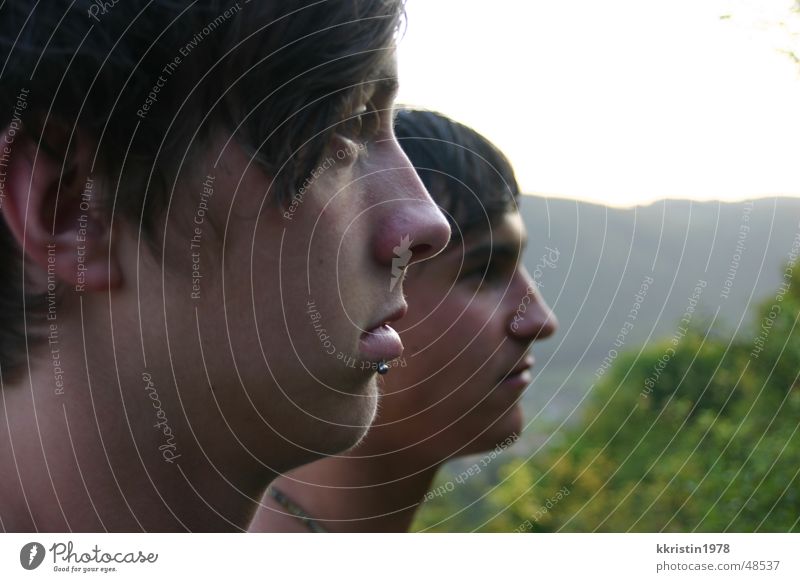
[409,243,432,257]
[375,201,451,267]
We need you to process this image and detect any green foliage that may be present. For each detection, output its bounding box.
[414,264,800,532]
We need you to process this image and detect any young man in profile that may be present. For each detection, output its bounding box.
[0,1,450,532]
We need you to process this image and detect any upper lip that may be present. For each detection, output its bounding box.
[364,303,408,333]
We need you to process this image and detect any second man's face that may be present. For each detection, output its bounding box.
[364,211,558,460]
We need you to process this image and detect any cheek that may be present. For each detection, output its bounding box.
[298,177,375,293]
[441,294,504,355]
[402,296,503,387]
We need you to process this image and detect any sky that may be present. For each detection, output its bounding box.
[396,0,800,207]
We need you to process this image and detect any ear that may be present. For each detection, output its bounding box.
[0,121,122,292]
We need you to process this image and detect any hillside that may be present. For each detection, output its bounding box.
[518,196,800,443]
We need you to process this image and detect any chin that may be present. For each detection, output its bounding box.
[501,403,524,437]
[315,378,379,456]
[314,425,370,458]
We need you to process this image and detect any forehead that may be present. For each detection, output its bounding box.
[365,47,399,96]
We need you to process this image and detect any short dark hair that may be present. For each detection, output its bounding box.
[0,0,404,379]
[393,109,519,244]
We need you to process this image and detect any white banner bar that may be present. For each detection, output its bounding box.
[1,533,797,581]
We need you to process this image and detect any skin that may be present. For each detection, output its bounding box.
[0,51,451,532]
[251,211,558,532]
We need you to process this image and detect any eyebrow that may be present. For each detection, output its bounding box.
[372,75,399,98]
[366,56,398,88]
[461,242,522,263]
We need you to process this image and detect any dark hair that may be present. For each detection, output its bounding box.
[0,0,404,378]
[393,109,519,244]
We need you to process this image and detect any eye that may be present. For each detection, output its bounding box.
[460,259,514,287]
[340,99,381,142]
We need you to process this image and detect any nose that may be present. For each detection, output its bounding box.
[372,148,451,267]
[507,267,558,343]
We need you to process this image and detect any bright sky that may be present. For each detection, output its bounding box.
[396,0,800,207]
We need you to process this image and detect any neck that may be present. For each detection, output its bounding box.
[251,445,443,533]
[0,311,275,532]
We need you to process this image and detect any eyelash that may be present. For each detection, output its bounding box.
[460,257,517,287]
[341,99,382,142]
[462,261,506,283]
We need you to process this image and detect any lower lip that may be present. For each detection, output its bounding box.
[500,369,533,392]
[359,324,404,363]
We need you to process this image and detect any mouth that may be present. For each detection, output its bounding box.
[499,355,535,391]
[358,304,408,363]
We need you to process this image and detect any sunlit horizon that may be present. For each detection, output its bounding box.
[397,0,800,208]
[518,191,798,209]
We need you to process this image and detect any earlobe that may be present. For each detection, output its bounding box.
[0,123,122,293]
